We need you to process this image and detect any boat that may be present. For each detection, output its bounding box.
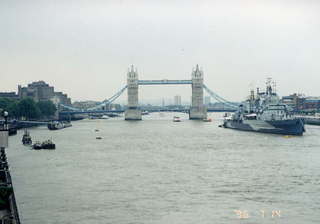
[32,140,55,150]
[22,129,32,145]
[105,113,120,117]
[41,140,55,150]
[96,136,102,140]
[173,116,181,122]
[142,111,150,115]
[89,115,100,119]
[89,114,109,119]
[63,121,72,128]
[32,141,42,150]
[203,118,212,122]
[222,79,305,136]
[48,121,72,130]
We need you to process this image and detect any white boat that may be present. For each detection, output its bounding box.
[173,116,181,122]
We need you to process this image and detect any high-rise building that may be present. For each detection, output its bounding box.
[204,96,211,105]
[174,95,181,106]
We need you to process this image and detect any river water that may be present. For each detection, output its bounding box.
[6,113,320,224]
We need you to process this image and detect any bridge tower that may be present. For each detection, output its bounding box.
[190,65,207,120]
[125,65,142,120]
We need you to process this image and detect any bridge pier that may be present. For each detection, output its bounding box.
[190,65,207,120]
[125,65,142,120]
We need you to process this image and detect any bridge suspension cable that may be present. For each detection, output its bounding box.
[203,84,239,109]
[60,82,238,113]
[86,85,128,111]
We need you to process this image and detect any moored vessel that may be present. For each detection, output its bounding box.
[222,79,305,136]
[48,121,72,130]
[173,116,181,122]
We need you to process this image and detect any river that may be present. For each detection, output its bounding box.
[6,112,320,224]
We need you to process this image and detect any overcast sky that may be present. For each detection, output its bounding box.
[1,0,319,103]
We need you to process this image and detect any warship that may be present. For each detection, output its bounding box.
[222,79,305,136]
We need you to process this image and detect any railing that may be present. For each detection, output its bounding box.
[138,80,192,85]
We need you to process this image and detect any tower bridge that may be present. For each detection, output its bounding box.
[125,65,206,120]
[59,65,239,120]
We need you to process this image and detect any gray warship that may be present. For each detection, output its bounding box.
[222,79,305,136]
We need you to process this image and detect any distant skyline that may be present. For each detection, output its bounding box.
[1,0,320,103]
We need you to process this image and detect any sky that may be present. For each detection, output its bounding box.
[1,0,320,103]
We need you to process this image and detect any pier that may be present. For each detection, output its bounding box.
[0,111,21,224]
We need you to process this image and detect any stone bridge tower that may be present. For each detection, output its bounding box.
[190,65,207,120]
[125,65,142,120]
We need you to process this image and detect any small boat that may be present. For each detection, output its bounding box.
[95,129,99,132]
[142,111,150,115]
[173,116,181,122]
[41,140,55,150]
[96,136,102,140]
[32,141,42,150]
[203,118,212,122]
[105,113,120,117]
[22,129,32,145]
[48,121,72,130]
[63,121,72,128]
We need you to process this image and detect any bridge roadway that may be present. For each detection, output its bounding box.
[138,80,192,85]
[59,108,236,115]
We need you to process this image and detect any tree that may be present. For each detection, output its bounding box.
[17,98,41,119]
[0,98,15,110]
[6,101,19,118]
[37,100,57,117]
[0,98,19,118]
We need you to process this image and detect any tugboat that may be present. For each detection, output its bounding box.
[41,140,55,150]
[22,129,32,145]
[222,79,305,136]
